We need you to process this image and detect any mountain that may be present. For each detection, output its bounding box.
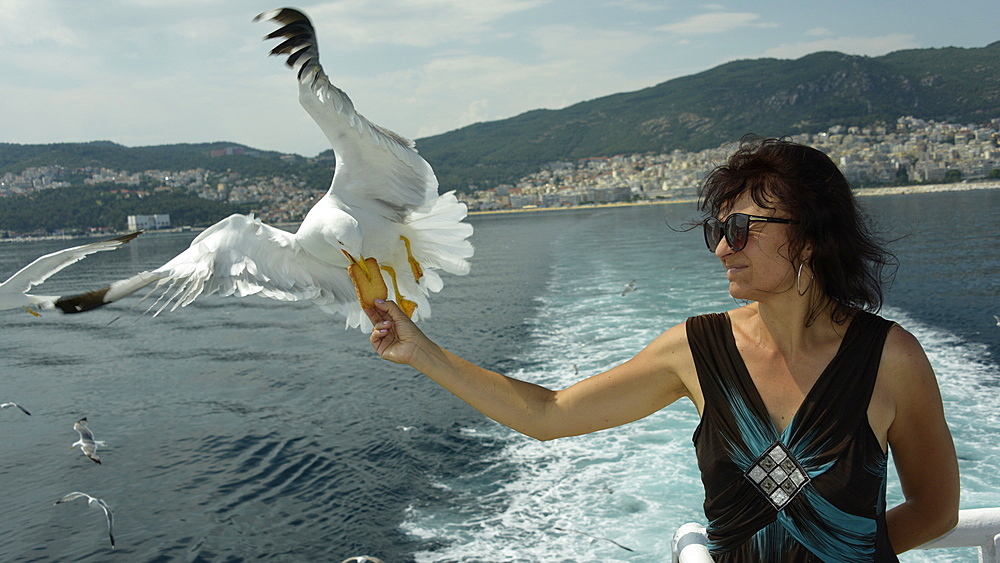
[0,141,301,177]
[416,41,1000,191]
[2,42,998,195]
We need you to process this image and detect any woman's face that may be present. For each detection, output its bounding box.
[712,193,799,302]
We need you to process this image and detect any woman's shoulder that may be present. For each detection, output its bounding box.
[876,321,937,395]
[687,302,755,324]
[881,321,930,365]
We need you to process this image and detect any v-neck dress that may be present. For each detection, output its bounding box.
[687,311,898,562]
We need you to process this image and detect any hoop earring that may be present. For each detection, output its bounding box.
[797,262,814,296]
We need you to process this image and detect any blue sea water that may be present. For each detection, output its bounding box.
[0,189,997,561]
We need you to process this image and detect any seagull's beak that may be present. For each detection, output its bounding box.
[23,306,41,317]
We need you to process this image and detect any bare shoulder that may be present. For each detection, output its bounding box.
[879,323,945,423]
[880,323,935,385]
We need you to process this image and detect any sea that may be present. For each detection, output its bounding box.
[0,188,997,562]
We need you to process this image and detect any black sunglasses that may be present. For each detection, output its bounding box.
[703,213,799,252]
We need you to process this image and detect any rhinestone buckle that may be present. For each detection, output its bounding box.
[745,441,810,510]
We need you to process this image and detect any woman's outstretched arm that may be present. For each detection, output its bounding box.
[365,299,696,441]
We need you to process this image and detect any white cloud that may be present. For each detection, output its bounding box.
[603,0,669,12]
[764,33,920,59]
[805,27,834,37]
[657,11,776,35]
[0,0,80,47]
[306,0,545,48]
[530,24,657,62]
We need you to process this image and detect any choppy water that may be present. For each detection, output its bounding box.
[1,189,997,561]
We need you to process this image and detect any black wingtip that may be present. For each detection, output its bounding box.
[54,287,112,314]
[254,8,310,25]
[115,231,143,245]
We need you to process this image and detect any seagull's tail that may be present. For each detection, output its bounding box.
[405,191,474,290]
[53,271,161,314]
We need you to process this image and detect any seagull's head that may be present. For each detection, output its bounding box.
[336,235,361,258]
[329,212,364,261]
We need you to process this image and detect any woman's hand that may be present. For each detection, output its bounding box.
[365,299,430,366]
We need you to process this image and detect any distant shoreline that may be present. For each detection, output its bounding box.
[469,180,1000,216]
[3,181,997,243]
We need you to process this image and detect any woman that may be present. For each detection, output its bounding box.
[364,137,959,560]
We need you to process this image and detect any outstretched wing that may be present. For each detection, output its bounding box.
[96,499,115,548]
[55,491,91,504]
[74,420,96,442]
[0,232,140,295]
[256,8,438,220]
[141,214,357,316]
[1,402,31,415]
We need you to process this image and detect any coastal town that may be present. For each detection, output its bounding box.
[2,115,999,226]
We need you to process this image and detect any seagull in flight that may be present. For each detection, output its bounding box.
[0,232,140,316]
[54,492,115,548]
[1,402,31,415]
[71,417,107,464]
[54,8,473,331]
[620,279,637,297]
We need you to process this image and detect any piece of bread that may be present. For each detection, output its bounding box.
[347,257,388,309]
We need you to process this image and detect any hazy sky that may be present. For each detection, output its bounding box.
[2,0,997,157]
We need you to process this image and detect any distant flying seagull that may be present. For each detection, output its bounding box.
[54,7,473,331]
[553,526,635,552]
[621,279,637,297]
[340,557,385,563]
[71,418,107,464]
[54,492,115,548]
[0,232,140,316]
[1,402,31,415]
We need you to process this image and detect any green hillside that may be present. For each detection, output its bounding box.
[417,41,1000,191]
[2,41,997,198]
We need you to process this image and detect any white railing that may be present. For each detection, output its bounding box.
[672,507,1000,563]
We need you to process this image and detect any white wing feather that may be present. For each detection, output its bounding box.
[146,214,356,315]
[0,232,140,311]
[257,8,437,220]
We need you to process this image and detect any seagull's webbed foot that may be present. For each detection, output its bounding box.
[399,236,423,282]
[341,250,388,309]
[379,265,418,318]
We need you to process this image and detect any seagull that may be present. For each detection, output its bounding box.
[340,557,385,563]
[0,232,140,316]
[71,417,107,464]
[553,526,634,552]
[54,492,115,548]
[620,279,637,297]
[1,402,31,415]
[53,8,473,331]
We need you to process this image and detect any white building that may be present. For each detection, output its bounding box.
[127,214,170,231]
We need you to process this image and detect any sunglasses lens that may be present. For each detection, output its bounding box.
[726,214,750,251]
[704,219,723,251]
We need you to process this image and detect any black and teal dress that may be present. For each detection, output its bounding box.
[687,311,899,562]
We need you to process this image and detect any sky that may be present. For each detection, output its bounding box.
[1,0,997,158]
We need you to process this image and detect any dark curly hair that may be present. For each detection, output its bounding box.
[699,136,896,324]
